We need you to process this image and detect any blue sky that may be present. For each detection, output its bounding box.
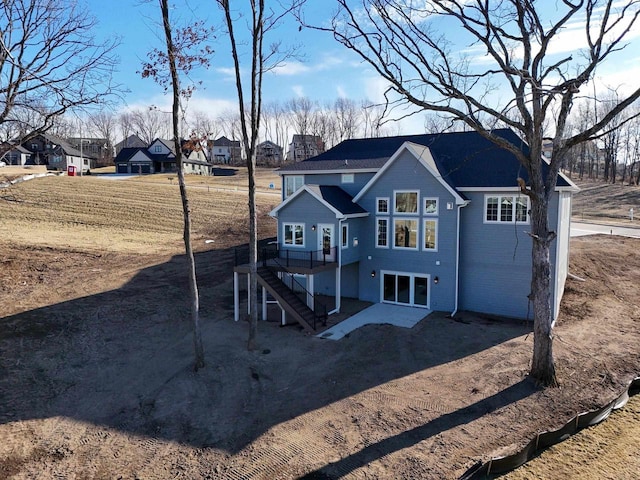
[88,0,640,135]
[90,1,382,114]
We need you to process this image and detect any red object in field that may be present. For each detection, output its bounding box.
[67,165,76,176]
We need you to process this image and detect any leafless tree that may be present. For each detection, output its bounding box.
[304,0,640,386]
[217,0,304,350]
[262,100,291,150]
[0,0,119,154]
[333,98,359,143]
[130,108,172,144]
[312,105,337,148]
[143,0,214,370]
[87,112,117,165]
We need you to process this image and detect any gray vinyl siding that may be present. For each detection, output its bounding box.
[459,191,561,320]
[356,149,458,311]
[301,172,375,196]
[277,190,336,254]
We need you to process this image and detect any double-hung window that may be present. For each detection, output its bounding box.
[485,195,530,223]
[283,223,304,246]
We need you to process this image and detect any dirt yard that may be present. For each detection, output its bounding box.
[0,174,639,479]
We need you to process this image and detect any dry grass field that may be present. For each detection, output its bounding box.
[1,173,279,255]
[0,172,638,479]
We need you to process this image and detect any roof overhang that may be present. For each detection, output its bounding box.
[270,184,370,220]
[277,168,379,176]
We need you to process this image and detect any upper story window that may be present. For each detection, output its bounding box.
[376,197,389,214]
[423,198,438,215]
[393,218,418,250]
[154,145,162,153]
[341,173,354,184]
[423,219,438,251]
[394,190,419,214]
[485,195,529,224]
[284,175,303,198]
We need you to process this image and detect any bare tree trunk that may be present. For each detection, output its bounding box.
[160,0,205,370]
[529,194,557,386]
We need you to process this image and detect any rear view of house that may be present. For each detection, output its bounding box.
[234,129,577,332]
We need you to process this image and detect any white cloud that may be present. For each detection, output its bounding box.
[363,75,390,104]
[292,85,305,97]
[215,67,237,79]
[271,61,311,76]
[336,85,347,98]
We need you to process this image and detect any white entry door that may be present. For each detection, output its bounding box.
[317,224,335,262]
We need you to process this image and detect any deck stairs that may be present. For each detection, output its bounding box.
[256,266,319,333]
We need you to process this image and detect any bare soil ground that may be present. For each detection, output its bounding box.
[0,174,639,479]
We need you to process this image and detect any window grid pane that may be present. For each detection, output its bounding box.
[500,197,513,222]
[516,197,528,222]
[377,219,388,247]
[486,197,498,221]
[377,198,388,214]
[424,220,437,250]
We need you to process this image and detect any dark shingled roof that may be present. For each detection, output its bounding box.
[280,129,571,188]
[305,185,368,216]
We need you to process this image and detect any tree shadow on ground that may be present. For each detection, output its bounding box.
[0,241,534,455]
[301,379,537,479]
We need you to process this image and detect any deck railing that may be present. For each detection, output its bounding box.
[278,272,328,329]
[260,244,337,269]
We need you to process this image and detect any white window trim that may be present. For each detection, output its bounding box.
[376,217,389,249]
[423,218,438,252]
[341,173,354,184]
[284,175,304,199]
[423,197,439,216]
[394,190,420,215]
[392,217,419,250]
[283,222,305,247]
[484,194,530,224]
[376,197,390,215]
[341,223,349,249]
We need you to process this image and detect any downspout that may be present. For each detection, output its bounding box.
[329,217,343,315]
[451,201,470,318]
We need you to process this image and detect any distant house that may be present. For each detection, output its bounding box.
[114,134,146,156]
[16,134,93,173]
[68,137,112,167]
[286,134,325,163]
[234,129,578,333]
[210,136,242,165]
[1,143,31,165]
[256,140,284,166]
[113,138,212,175]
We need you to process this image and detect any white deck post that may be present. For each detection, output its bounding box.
[233,271,239,321]
[262,286,267,321]
[280,303,286,326]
